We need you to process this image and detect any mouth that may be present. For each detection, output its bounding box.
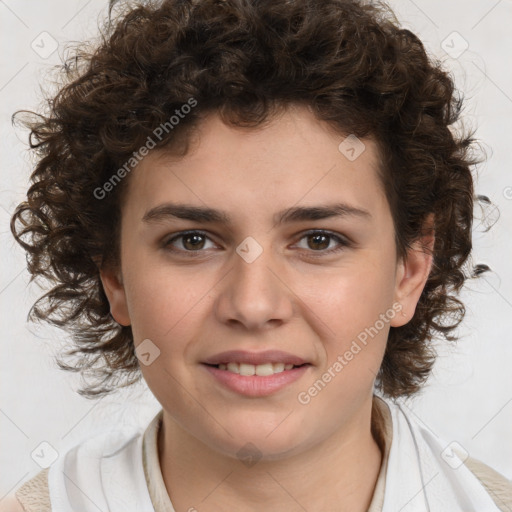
[201,350,311,396]
[203,362,311,376]
[201,359,312,397]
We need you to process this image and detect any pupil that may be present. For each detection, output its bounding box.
[184,234,204,250]
[309,234,329,250]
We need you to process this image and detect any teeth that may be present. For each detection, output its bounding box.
[239,363,255,376]
[227,362,239,374]
[273,363,285,373]
[216,362,299,375]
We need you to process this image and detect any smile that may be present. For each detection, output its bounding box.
[202,363,311,397]
[208,362,304,376]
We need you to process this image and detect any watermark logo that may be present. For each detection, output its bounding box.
[441,31,469,59]
[31,441,59,468]
[236,442,263,467]
[503,186,512,200]
[135,338,161,366]
[441,441,469,469]
[338,134,366,162]
[31,31,58,59]
[236,236,263,264]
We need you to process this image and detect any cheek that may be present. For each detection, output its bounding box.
[121,246,188,332]
[123,267,210,403]
[308,259,395,329]
[122,259,218,361]
[302,259,394,374]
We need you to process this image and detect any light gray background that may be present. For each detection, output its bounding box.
[1,0,511,498]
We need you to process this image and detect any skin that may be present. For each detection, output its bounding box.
[100,104,434,512]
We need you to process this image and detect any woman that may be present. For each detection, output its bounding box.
[5,0,511,510]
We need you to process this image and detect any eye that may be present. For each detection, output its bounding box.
[294,230,350,256]
[162,230,216,253]
[161,229,351,257]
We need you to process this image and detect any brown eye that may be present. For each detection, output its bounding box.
[181,233,206,250]
[306,233,330,251]
[163,231,215,253]
[295,230,350,255]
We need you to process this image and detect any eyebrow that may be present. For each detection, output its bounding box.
[142,202,372,226]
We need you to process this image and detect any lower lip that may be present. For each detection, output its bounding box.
[201,364,311,397]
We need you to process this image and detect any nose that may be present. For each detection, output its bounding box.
[214,239,295,331]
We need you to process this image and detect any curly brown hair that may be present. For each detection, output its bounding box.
[10,0,492,399]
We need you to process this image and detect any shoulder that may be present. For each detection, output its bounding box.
[4,468,51,512]
[464,455,512,511]
[0,494,25,512]
[2,418,157,512]
[374,395,512,510]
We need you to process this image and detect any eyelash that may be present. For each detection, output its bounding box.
[161,229,351,258]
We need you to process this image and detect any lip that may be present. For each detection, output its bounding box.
[201,363,311,397]
[202,350,308,366]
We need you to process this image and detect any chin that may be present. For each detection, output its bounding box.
[204,417,311,461]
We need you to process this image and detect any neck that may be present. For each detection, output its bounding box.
[158,396,383,512]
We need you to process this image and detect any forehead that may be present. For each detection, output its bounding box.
[123,106,389,225]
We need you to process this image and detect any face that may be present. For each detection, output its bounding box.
[101,104,432,460]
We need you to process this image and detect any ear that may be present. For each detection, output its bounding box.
[99,265,131,327]
[391,213,435,327]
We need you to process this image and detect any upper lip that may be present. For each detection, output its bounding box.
[202,350,308,366]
